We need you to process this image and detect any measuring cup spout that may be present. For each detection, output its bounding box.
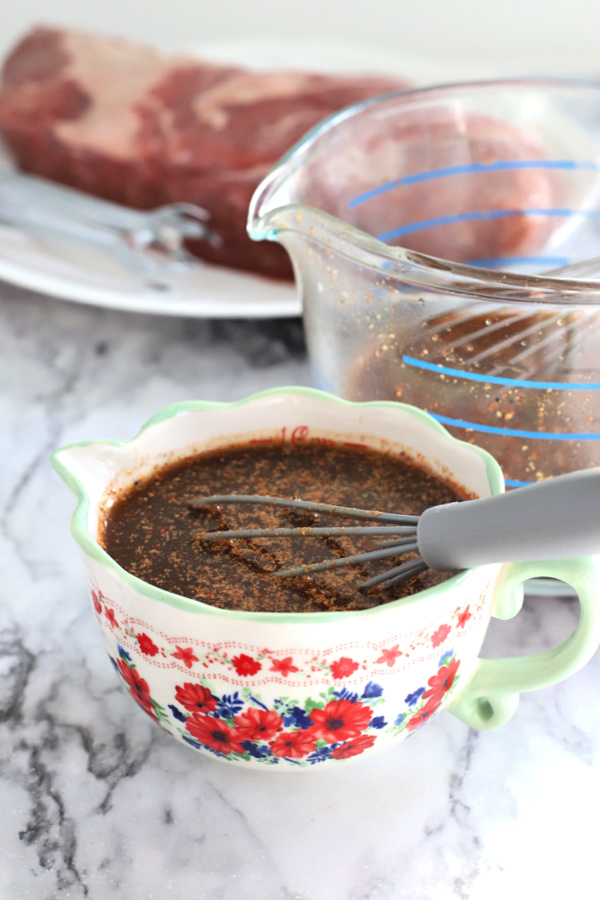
[248,149,414,297]
[51,440,129,511]
[247,161,323,266]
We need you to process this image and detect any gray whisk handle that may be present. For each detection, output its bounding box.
[417,468,600,571]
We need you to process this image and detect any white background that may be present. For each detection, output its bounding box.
[0,0,597,78]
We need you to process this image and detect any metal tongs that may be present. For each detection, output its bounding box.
[0,169,221,287]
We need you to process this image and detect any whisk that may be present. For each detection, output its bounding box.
[190,468,600,589]
[419,256,600,382]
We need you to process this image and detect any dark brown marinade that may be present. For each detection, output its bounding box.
[100,439,467,612]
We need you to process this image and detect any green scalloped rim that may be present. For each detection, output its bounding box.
[51,386,503,624]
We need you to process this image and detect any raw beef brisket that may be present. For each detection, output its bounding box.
[0,27,409,279]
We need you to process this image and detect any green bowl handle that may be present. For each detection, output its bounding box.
[447,557,600,730]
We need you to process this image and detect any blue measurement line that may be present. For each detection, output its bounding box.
[377,207,598,243]
[505,478,536,487]
[402,355,600,391]
[465,255,570,268]
[348,159,600,209]
[429,412,600,441]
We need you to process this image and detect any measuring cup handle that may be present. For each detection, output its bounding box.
[447,557,600,730]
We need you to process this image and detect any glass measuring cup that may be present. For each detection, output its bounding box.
[249,80,600,486]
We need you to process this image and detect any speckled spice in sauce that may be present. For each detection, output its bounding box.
[100,440,467,613]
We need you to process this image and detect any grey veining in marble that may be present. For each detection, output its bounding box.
[2,282,600,900]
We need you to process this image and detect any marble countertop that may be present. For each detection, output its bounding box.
[2,281,600,900]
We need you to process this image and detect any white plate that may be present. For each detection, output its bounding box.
[0,219,301,318]
[0,38,502,318]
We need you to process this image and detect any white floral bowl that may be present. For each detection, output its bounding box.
[51,388,600,770]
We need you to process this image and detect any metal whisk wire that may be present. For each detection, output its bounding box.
[189,494,421,588]
[188,469,600,591]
